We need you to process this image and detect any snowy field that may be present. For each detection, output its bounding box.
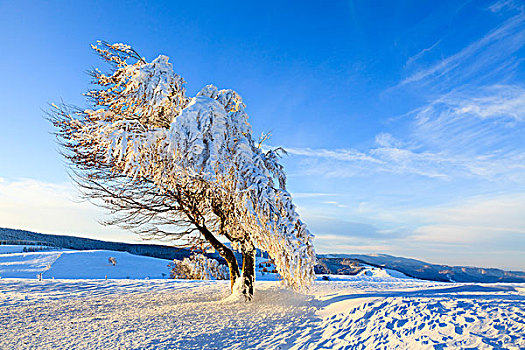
[1,278,523,349]
[0,247,524,349]
[0,247,170,279]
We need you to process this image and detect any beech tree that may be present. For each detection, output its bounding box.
[50,42,316,299]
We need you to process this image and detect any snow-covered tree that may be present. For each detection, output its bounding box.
[50,41,316,300]
[169,254,229,280]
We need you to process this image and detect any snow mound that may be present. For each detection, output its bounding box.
[357,265,411,279]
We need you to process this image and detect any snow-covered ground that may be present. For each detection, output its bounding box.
[1,247,523,349]
[0,279,523,349]
[0,247,171,279]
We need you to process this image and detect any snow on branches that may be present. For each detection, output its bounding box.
[169,254,229,280]
[53,42,316,291]
[88,41,188,128]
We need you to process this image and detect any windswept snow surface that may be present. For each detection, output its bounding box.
[1,278,523,349]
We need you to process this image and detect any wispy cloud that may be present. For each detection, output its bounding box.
[283,82,525,182]
[307,218,381,239]
[404,39,442,68]
[286,1,525,269]
[284,147,379,163]
[489,0,524,13]
[319,192,525,248]
[282,139,524,181]
[405,85,525,179]
[284,144,451,179]
[410,193,525,244]
[399,5,525,89]
[431,84,525,123]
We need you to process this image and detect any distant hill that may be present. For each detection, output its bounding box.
[2,227,523,283]
[0,227,192,261]
[319,253,525,283]
[0,248,172,279]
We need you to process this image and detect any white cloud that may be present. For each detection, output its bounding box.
[411,85,525,147]
[322,201,347,208]
[357,193,525,238]
[315,242,394,253]
[285,4,525,269]
[410,193,525,243]
[442,85,525,123]
[374,133,403,148]
[313,232,395,254]
[284,144,451,179]
[0,178,137,243]
[340,193,525,249]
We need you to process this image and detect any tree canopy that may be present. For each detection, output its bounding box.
[51,42,316,298]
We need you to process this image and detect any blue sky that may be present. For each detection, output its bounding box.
[0,0,524,270]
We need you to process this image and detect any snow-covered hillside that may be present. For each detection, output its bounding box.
[0,246,171,279]
[357,265,411,279]
[0,246,282,281]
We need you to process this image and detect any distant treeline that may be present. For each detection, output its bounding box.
[0,227,192,261]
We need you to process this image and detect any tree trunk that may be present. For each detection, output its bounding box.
[224,250,241,291]
[241,243,256,300]
[196,224,240,291]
